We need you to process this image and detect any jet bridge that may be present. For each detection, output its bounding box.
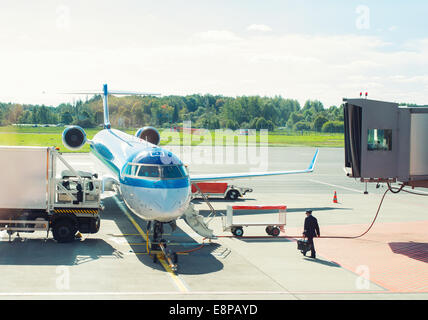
[343,98,428,188]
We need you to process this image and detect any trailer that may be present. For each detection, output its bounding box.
[191,182,252,200]
[222,205,287,237]
[0,146,102,243]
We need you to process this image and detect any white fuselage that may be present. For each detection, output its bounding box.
[90,129,192,222]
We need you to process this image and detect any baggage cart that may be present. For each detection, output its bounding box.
[222,205,286,237]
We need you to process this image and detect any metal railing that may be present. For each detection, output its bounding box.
[48,148,102,210]
[191,182,224,227]
[54,178,102,207]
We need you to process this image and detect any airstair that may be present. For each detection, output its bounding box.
[182,183,221,239]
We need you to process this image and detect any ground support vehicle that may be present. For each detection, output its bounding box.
[191,182,252,200]
[0,146,102,243]
[222,205,287,237]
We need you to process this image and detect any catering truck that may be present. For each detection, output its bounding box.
[0,146,102,242]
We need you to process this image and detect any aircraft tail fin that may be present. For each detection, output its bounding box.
[102,84,161,129]
[60,84,161,129]
[102,84,111,129]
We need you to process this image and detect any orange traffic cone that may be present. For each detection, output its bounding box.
[333,191,338,203]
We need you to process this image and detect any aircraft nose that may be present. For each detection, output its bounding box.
[152,189,189,213]
[121,184,191,222]
[147,188,191,221]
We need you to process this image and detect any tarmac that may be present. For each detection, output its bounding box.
[0,146,427,300]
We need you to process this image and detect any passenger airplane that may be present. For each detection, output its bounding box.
[62,84,319,240]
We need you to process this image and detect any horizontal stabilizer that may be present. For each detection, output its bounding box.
[60,90,160,96]
[108,90,161,96]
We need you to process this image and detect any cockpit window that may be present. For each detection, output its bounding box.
[178,165,188,177]
[137,165,160,178]
[123,163,188,180]
[123,164,129,175]
[130,165,139,176]
[162,166,183,179]
[163,165,188,179]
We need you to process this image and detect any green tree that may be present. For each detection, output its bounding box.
[61,111,73,124]
[74,118,95,128]
[260,101,277,122]
[37,106,48,124]
[18,110,32,124]
[255,117,271,130]
[294,121,312,131]
[249,117,260,129]
[286,112,304,128]
[225,119,239,130]
[313,115,328,132]
[322,121,344,133]
[172,105,179,123]
[303,100,324,112]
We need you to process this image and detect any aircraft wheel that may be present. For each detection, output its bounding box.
[232,227,244,237]
[271,227,280,237]
[226,189,240,200]
[265,226,273,235]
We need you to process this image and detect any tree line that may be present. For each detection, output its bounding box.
[1,95,423,133]
[0,95,347,133]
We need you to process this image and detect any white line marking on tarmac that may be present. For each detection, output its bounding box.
[308,179,362,193]
[403,187,428,195]
[66,162,93,166]
[0,290,393,296]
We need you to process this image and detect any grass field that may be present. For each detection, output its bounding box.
[0,126,344,152]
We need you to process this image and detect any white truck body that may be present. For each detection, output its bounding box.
[0,146,102,242]
[0,146,48,210]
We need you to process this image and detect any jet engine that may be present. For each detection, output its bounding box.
[62,125,87,150]
[135,126,160,145]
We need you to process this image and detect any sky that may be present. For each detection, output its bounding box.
[0,0,427,107]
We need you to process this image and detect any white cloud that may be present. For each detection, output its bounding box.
[0,30,427,107]
[192,30,242,42]
[246,24,272,32]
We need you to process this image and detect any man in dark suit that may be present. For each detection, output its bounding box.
[302,210,320,259]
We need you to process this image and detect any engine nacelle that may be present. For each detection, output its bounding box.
[135,126,160,145]
[62,125,87,150]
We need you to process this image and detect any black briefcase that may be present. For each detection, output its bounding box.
[297,239,311,251]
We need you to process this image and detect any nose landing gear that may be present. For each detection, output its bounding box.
[148,220,179,273]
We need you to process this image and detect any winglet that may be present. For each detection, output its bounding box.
[307,149,319,172]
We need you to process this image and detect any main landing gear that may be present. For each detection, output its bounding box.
[147,220,178,273]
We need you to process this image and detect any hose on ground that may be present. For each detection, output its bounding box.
[174,182,424,249]
[176,238,207,254]
[216,186,392,240]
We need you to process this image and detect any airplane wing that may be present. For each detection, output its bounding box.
[190,149,319,182]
